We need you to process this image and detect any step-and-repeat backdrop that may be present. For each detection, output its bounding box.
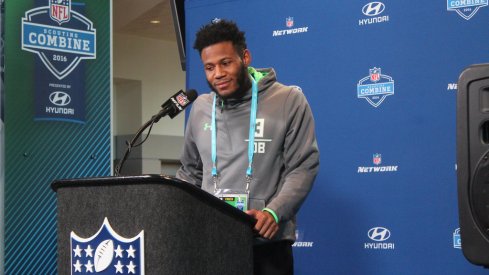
[185,0,489,273]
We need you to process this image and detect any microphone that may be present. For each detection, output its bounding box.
[153,89,198,122]
[114,89,198,176]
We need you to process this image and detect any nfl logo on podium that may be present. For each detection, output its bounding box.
[50,0,71,24]
[70,218,145,274]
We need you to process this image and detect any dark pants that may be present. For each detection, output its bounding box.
[253,240,294,275]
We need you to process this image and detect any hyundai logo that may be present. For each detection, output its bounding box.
[49,91,71,106]
[368,227,391,241]
[362,2,385,16]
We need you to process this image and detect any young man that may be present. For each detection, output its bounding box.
[176,19,319,274]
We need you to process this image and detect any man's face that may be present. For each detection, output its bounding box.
[201,41,251,98]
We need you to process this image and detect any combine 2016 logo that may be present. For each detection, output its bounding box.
[21,0,97,123]
[71,218,144,274]
[357,67,395,108]
[447,0,488,20]
[272,16,309,37]
[22,0,96,80]
[364,226,395,250]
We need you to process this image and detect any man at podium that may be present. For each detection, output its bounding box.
[176,19,320,275]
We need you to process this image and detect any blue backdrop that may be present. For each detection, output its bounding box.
[185,0,489,274]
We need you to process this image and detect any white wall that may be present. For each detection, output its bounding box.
[113,33,186,137]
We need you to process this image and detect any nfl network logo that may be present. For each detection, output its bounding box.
[453,228,462,249]
[447,0,488,20]
[71,218,144,274]
[292,228,314,248]
[357,67,395,108]
[358,153,398,173]
[272,16,308,37]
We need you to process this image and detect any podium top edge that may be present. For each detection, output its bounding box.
[51,174,180,190]
[51,174,256,226]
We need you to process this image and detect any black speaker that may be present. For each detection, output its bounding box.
[457,63,489,267]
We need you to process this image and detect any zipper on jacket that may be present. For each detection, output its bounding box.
[220,98,225,113]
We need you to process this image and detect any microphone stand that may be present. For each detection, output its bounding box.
[114,110,168,176]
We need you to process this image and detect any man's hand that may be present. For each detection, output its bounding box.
[245,209,279,239]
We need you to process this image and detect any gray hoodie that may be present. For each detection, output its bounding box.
[176,67,320,241]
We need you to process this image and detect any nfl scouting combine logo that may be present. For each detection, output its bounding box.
[71,218,144,274]
[22,0,96,80]
[21,0,97,123]
[364,226,395,250]
[357,67,395,108]
[447,0,488,20]
[272,17,309,37]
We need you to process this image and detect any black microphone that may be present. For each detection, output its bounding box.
[153,89,198,122]
[114,89,198,176]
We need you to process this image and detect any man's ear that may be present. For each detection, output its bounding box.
[242,49,252,66]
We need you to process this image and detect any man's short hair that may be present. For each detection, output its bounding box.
[193,19,247,57]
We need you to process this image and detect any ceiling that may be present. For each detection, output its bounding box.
[113,0,177,41]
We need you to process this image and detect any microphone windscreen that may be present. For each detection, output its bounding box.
[186,89,198,102]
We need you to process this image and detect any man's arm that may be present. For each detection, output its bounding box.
[246,88,319,239]
[175,106,204,187]
[265,88,320,224]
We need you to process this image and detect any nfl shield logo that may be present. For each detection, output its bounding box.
[71,218,144,274]
[176,93,190,106]
[50,0,71,24]
[373,153,382,165]
[369,67,381,82]
[286,17,294,28]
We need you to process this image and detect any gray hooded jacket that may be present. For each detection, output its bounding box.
[176,68,320,241]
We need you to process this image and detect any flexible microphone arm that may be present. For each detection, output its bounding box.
[114,89,197,176]
[114,117,155,176]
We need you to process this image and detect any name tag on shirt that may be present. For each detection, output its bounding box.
[215,189,248,211]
